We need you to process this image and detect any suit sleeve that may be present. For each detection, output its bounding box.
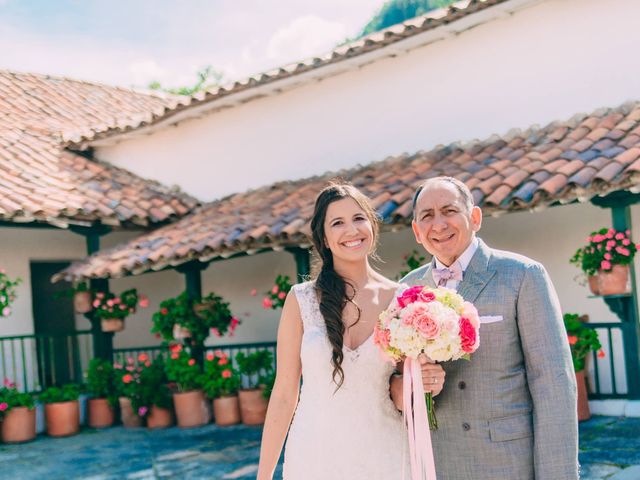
[516,262,578,480]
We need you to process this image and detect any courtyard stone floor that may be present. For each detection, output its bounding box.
[0,415,638,479]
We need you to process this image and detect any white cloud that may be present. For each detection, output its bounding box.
[266,15,349,63]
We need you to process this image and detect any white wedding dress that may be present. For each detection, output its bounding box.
[283,281,410,480]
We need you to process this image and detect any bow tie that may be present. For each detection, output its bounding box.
[432,262,463,287]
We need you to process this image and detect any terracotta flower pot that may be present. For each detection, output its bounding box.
[73,291,92,314]
[213,395,241,426]
[172,324,192,340]
[173,390,209,428]
[88,398,114,428]
[101,318,124,332]
[238,388,268,425]
[118,397,142,428]
[45,400,80,437]
[147,405,174,429]
[587,275,600,295]
[576,370,591,422]
[598,264,630,296]
[1,406,36,443]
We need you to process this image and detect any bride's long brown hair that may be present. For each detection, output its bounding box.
[310,182,380,389]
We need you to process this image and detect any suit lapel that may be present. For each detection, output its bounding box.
[418,263,437,288]
[457,239,496,303]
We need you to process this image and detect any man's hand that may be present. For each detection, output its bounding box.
[419,354,445,396]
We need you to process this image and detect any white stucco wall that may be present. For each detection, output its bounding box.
[97,0,640,201]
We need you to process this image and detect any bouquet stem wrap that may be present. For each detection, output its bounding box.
[403,357,437,480]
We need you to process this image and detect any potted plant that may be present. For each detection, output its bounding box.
[0,378,36,443]
[571,228,638,295]
[203,350,241,426]
[194,292,239,338]
[85,358,116,428]
[165,345,208,427]
[136,355,174,429]
[72,282,93,314]
[39,383,81,437]
[93,289,148,332]
[564,313,603,421]
[235,350,274,425]
[0,267,21,318]
[153,291,238,343]
[114,360,144,427]
[260,274,292,310]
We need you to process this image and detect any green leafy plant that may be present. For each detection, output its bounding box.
[0,379,34,417]
[261,274,293,310]
[93,288,148,320]
[563,313,603,372]
[133,356,172,417]
[571,228,638,276]
[153,291,237,343]
[165,347,204,393]
[39,384,81,404]
[148,65,224,96]
[0,268,21,317]
[86,358,117,407]
[236,350,275,390]
[203,350,241,398]
[397,250,426,279]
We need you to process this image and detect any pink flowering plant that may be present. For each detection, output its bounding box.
[261,274,292,310]
[397,250,426,280]
[571,228,638,275]
[374,285,480,429]
[0,268,21,318]
[203,350,241,398]
[92,288,148,320]
[0,378,34,417]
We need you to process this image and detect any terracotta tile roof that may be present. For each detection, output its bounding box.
[69,0,513,146]
[0,70,199,227]
[55,100,640,281]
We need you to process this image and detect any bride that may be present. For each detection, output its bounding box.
[257,182,439,479]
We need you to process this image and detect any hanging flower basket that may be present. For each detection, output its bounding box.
[598,264,630,296]
[74,290,93,314]
[101,318,125,332]
[172,324,192,340]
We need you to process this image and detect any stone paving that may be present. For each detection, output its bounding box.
[0,416,637,479]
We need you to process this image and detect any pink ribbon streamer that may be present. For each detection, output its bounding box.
[403,357,437,480]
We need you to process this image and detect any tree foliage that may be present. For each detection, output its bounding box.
[148,66,224,96]
[358,0,458,38]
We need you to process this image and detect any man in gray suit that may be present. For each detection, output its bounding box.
[390,176,578,479]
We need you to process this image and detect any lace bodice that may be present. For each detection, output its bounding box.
[283,281,409,480]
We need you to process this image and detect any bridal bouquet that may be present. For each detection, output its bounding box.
[374,285,480,479]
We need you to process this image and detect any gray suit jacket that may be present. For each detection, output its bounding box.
[401,239,578,480]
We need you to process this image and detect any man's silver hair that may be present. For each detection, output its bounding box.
[412,176,474,218]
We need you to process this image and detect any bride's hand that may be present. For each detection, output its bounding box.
[418,354,445,396]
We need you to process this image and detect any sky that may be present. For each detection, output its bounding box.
[0,0,384,89]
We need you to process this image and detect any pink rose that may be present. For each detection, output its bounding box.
[417,290,436,303]
[0,402,8,411]
[601,260,612,270]
[459,317,479,353]
[397,286,424,308]
[373,325,391,349]
[416,315,440,339]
